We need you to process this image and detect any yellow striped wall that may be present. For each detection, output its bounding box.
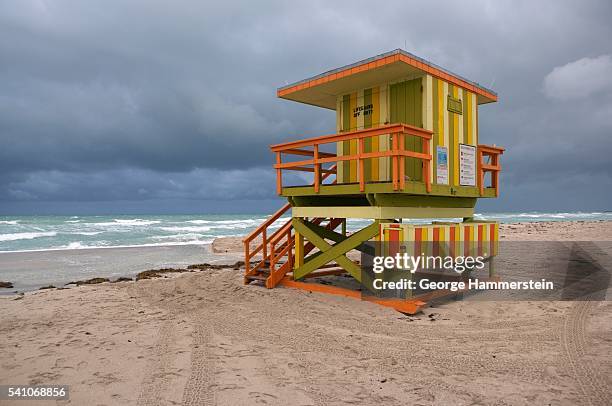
[380,222,499,259]
[336,75,479,187]
[336,85,391,183]
[429,75,478,188]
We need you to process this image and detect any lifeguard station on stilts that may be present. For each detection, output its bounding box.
[244,50,504,314]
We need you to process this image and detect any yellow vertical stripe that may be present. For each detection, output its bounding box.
[457,88,464,145]
[438,79,445,146]
[469,224,475,257]
[371,88,380,181]
[406,226,415,256]
[443,82,449,149]
[453,86,459,186]
[379,85,390,182]
[424,75,434,182]
[463,90,474,145]
[371,87,380,126]
[336,97,343,182]
[349,92,357,181]
[356,89,365,130]
[472,93,478,146]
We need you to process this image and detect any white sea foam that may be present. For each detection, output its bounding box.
[92,219,161,227]
[65,241,88,249]
[161,221,280,232]
[160,226,212,232]
[0,239,214,254]
[0,220,19,225]
[0,231,57,242]
[151,233,209,240]
[113,219,161,226]
[72,231,103,236]
[187,219,266,225]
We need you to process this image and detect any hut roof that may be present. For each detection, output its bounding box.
[278,49,497,109]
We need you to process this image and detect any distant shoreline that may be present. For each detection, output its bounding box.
[1,220,612,294]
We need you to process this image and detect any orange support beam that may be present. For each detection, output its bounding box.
[279,278,427,314]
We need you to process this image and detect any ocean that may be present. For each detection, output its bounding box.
[1,211,611,253]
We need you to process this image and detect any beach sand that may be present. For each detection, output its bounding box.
[1,221,611,405]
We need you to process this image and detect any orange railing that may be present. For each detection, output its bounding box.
[271,124,433,194]
[477,144,504,196]
[243,202,292,280]
[243,165,337,281]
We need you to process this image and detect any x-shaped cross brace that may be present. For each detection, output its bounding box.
[291,218,384,291]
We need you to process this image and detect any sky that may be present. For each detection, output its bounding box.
[1,0,611,215]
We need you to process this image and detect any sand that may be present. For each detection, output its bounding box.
[1,221,611,405]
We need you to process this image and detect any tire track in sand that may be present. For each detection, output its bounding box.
[136,317,178,406]
[181,319,215,406]
[562,298,609,406]
[133,280,181,406]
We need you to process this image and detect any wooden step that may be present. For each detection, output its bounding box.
[245,274,268,282]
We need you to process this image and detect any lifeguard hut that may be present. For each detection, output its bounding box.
[244,50,504,313]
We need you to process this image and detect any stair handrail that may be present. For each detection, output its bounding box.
[243,165,336,277]
[243,202,290,275]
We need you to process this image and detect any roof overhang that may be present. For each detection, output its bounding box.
[278,49,497,110]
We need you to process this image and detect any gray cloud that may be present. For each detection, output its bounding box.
[544,55,612,100]
[1,0,611,213]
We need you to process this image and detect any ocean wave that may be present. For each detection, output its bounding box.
[0,239,214,254]
[65,241,88,249]
[71,231,103,236]
[161,226,212,232]
[151,233,211,240]
[187,218,267,225]
[90,219,161,227]
[0,231,57,242]
[0,220,19,225]
[161,222,280,232]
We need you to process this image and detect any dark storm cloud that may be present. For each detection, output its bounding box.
[1,0,611,211]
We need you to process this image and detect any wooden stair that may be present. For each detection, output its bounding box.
[243,164,338,289]
[243,215,344,288]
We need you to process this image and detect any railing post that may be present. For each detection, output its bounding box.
[399,133,405,191]
[392,133,399,190]
[244,240,250,276]
[269,237,276,273]
[276,152,282,195]
[262,229,267,264]
[477,148,484,196]
[492,153,499,197]
[313,144,320,193]
[359,137,365,192]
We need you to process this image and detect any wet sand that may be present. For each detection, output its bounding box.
[0,244,241,292]
[1,221,611,405]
